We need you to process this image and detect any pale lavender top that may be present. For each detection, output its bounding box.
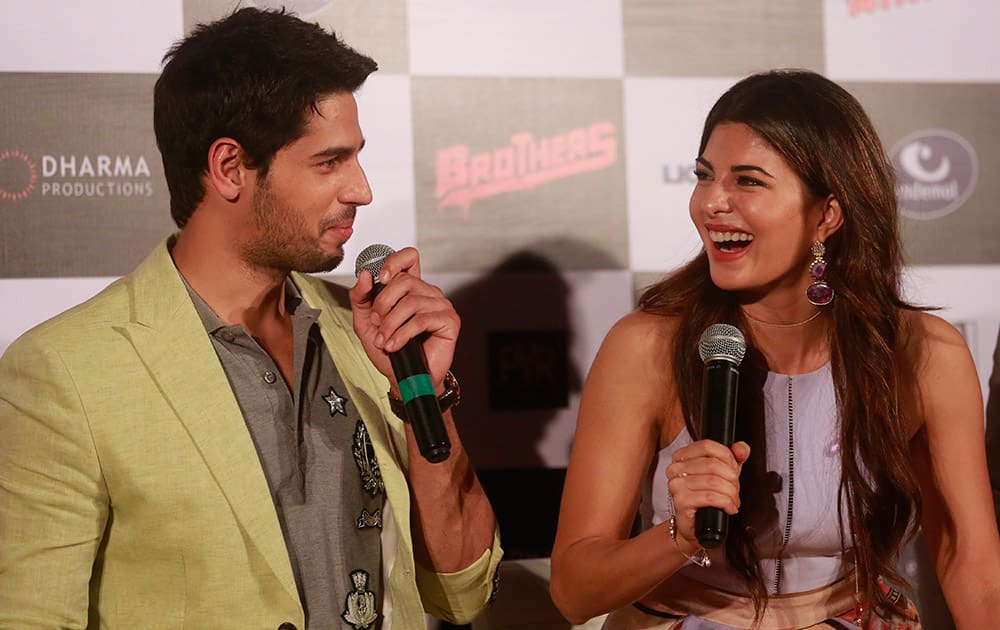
[640,362,854,595]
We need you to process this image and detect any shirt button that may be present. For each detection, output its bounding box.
[263,370,277,384]
[221,330,235,342]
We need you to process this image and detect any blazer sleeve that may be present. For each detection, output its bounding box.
[414,527,503,624]
[0,333,109,628]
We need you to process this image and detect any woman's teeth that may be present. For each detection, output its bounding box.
[708,230,753,252]
[708,230,754,243]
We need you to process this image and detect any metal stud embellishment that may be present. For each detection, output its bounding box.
[352,420,384,497]
[356,508,382,529]
[342,569,378,629]
[322,386,348,417]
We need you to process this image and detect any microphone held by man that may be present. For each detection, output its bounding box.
[355,243,451,463]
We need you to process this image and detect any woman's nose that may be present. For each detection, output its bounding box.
[703,183,730,215]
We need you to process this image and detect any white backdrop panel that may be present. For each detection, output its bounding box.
[407,0,624,77]
[0,0,182,73]
[824,0,1000,82]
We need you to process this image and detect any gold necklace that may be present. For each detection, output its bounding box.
[742,308,823,328]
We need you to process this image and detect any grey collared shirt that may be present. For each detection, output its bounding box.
[185,280,384,629]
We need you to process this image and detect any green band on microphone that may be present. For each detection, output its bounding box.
[399,374,435,404]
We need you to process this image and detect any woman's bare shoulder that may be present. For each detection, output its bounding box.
[899,309,981,433]
[605,310,681,356]
[900,309,970,366]
[595,311,687,442]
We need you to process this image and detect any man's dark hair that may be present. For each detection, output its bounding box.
[154,7,378,227]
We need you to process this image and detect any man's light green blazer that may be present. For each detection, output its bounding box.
[0,240,502,629]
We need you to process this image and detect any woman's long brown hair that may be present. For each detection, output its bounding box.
[639,70,923,619]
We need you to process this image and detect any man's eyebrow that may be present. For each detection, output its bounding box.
[310,138,366,160]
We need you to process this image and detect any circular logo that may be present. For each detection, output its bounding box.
[890,129,978,221]
[0,149,38,202]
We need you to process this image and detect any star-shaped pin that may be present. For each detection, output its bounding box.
[323,387,348,416]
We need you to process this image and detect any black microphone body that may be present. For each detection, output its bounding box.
[695,359,739,548]
[357,245,451,463]
[694,324,745,549]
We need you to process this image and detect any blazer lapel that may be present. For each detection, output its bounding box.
[117,242,300,605]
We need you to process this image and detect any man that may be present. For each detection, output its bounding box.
[0,8,501,629]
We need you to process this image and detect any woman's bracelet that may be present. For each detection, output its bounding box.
[668,514,711,568]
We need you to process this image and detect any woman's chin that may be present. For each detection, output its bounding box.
[708,270,744,293]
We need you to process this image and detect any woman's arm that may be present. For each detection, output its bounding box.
[908,312,1000,627]
[550,312,746,624]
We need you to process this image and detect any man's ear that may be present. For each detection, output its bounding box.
[206,138,249,202]
[816,195,844,241]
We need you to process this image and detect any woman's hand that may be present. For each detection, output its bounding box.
[666,439,750,553]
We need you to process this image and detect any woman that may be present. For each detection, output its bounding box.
[550,70,1000,628]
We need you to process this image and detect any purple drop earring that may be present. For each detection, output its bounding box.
[806,240,834,306]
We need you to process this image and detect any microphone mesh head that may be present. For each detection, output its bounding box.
[355,243,395,280]
[698,323,747,366]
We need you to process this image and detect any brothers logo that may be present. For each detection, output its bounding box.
[848,0,922,18]
[0,149,37,202]
[890,129,978,221]
[435,122,617,217]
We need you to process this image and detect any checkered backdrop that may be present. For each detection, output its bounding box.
[2,0,998,625]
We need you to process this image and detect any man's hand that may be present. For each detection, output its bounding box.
[349,247,459,393]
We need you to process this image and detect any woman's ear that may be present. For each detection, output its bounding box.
[816,195,844,241]
[205,137,249,202]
